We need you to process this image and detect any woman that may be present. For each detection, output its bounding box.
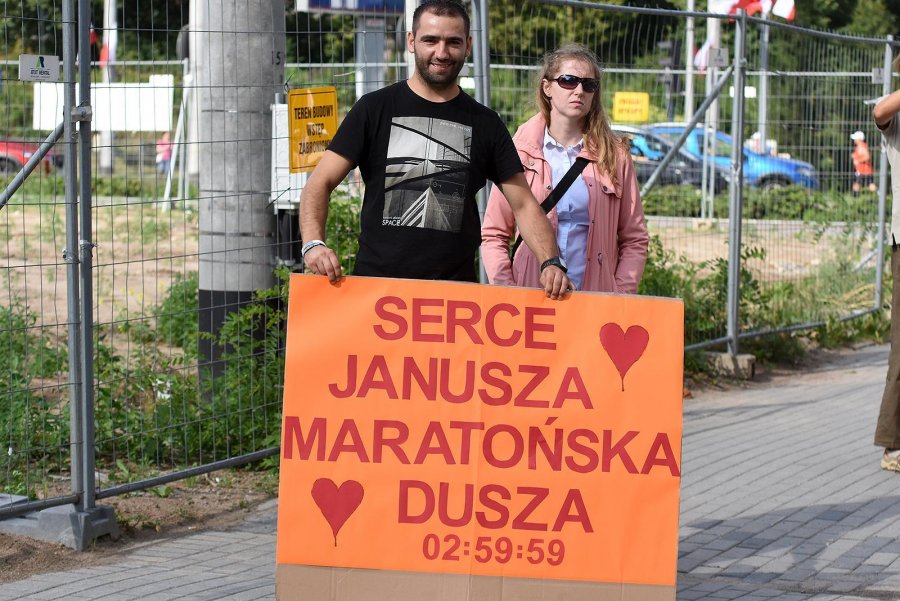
[481,44,648,293]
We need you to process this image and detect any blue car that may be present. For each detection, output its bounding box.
[612,125,730,193]
[647,123,819,190]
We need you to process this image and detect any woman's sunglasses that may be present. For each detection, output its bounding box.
[547,74,599,93]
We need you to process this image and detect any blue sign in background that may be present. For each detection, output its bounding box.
[296,0,405,14]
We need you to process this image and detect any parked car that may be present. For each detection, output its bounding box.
[647,123,818,190]
[612,124,730,193]
[0,140,62,176]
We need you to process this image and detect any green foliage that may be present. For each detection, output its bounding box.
[642,184,884,224]
[0,303,67,377]
[155,272,199,351]
[198,269,290,459]
[640,231,888,367]
[327,192,362,274]
[0,302,68,495]
[92,336,202,466]
[1,175,168,202]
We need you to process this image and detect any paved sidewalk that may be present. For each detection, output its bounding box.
[2,343,899,600]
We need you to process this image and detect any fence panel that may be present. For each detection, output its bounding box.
[1,8,73,505]
[738,22,890,342]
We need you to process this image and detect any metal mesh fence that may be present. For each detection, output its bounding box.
[1,5,71,503]
[0,0,896,521]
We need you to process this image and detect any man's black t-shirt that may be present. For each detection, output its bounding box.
[328,81,522,282]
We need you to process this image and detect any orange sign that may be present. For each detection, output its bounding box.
[277,275,683,587]
[288,86,338,173]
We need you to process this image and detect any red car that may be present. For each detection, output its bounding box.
[0,140,62,175]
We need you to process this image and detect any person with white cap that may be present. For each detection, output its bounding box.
[850,130,876,194]
[873,55,900,472]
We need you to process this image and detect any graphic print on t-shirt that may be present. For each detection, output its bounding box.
[383,116,471,232]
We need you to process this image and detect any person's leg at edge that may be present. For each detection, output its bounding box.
[876,245,900,471]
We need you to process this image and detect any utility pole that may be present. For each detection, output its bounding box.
[193,0,286,378]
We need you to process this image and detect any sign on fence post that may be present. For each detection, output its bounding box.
[288,86,338,173]
[276,275,684,601]
[18,54,60,82]
[613,91,650,123]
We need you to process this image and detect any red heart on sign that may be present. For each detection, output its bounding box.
[311,478,364,546]
[600,323,649,391]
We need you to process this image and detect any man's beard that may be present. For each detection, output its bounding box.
[414,54,464,89]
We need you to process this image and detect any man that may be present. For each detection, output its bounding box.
[299,0,572,299]
[873,55,900,471]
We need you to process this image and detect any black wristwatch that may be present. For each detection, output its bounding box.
[540,256,568,273]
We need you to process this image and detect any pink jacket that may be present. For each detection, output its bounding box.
[481,113,648,293]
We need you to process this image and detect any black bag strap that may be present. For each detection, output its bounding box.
[509,157,590,259]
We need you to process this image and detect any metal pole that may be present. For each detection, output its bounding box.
[726,10,747,357]
[757,14,769,155]
[405,0,416,78]
[163,67,189,207]
[876,36,894,309]
[179,60,190,203]
[77,0,97,512]
[0,123,65,210]
[684,0,695,122]
[61,0,84,514]
[471,0,490,284]
[479,0,490,107]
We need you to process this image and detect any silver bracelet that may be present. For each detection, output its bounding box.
[301,239,326,258]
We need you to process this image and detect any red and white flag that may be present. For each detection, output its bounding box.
[99,0,117,69]
[707,0,737,13]
[694,38,713,70]
[707,0,794,19]
[771,0,795,20]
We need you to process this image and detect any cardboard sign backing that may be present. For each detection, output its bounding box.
[277,275,683,600]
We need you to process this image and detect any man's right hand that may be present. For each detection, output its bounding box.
[304,245,343,283]
[539,265,575,299]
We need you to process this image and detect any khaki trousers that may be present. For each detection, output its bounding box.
[876,246,900,448]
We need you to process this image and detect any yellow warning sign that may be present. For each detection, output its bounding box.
[612,92,650,123]
[288,87,338,173]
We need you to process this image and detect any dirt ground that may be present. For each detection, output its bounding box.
[0,468,277,584]
[1,198,199,325]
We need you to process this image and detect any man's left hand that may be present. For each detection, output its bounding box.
[540,266,575,299]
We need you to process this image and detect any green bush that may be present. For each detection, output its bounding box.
[0,303,69,495]
[643,184,884,224]
[155,271,199,352]
[326,192,362,274]
[198,269,289,462]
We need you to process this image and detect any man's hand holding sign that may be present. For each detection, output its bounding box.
[276,275,683,601]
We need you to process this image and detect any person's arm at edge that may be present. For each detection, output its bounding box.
[613,151,649,294]
[299,150,355,283]
[481,183,518,286]
[874,90,900,129]
[495,172,573,299]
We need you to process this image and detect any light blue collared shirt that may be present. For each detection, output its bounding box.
[543,129,590,290]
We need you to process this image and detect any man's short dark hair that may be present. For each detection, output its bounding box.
[412,0,470,37]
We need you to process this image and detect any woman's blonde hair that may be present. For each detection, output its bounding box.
[536,43,626,186]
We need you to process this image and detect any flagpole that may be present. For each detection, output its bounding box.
[98,0,117,174]
[685,0,695,121]
[758,11,769,155]
[702,10,720,219]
